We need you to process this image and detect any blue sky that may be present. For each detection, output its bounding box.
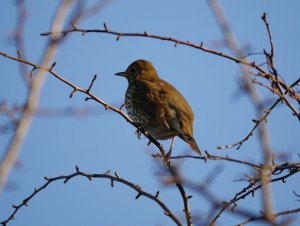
[0,1,300,226]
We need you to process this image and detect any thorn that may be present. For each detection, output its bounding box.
[155,190,160,198]
[205,150,211,157]
[40,32,50,36]
[87,74,97,92]
[111,179,114,187]
[44,176,50,181]
[135,193,142,199]
[261,12,267,21]
[70,88,77,98]
[76,165,80,172]
[85,97,93,101]
[105,170,111,175]
[49,62,56,71]
[29,67,37,78]
[116,35,120,41]
[115,172,120,179]
[103,22,108,32]
[119,103,125,110]
[22,199,28,206]
[17,50,21,58]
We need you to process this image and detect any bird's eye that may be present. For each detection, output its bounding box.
[130,67,136,73]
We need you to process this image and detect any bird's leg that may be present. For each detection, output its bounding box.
[135,126,148,139]
[135,126,142,139]
[166,136,176,158]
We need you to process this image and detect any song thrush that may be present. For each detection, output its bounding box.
[115,59,201,155]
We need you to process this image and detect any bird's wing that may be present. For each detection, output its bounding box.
[158,79,195,138]
[133,80,170,129]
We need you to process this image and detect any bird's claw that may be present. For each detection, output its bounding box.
[135,126,149,139]
[135,127,142,139]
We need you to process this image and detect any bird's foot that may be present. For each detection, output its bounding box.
[135,127,142,139]
[135,126,148,139]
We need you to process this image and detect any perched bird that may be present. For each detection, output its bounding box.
[115,59,201,155]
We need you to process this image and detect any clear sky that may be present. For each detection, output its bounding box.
[0,1,299,226]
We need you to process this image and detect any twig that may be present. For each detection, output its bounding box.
[237,207,300,225]
[0,51,193,226]
[1,167,182,226]
[87,74,97,92]
[218,77,300,150]
[167,153,261,170]
[40,25,269,75]
[40,22,300,119]
[253,79,300,120]
[261,12,276,73]
[209,167,300,225]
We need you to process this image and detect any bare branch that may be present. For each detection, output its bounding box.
[40,17,300,127]
[0,51,193,226]
[218,77,300,150]
[238,207,300,225]
[209,167,300,225]
[261,12,276,73]
[1,167,182,226]
[159,153,261,170]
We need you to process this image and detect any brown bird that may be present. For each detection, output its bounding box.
[115,59,201,155]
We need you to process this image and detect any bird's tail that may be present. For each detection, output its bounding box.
[188,138,202,156]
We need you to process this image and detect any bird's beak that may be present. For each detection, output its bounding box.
[115,71,126,77]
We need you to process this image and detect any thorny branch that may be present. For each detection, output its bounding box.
[1,4,299,225]
[40,23,300,120]
[207,1,298,225]
[209,166,300,226]
[166,153,300,174]
[262,12,276,74]
[0,166,182,226]
[0,51,193,226]
[217,77,300,150]
[237,207,300,226]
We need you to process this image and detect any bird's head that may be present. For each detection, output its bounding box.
[115,59,159,83]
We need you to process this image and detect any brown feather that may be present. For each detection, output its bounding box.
[187,138,202,155]
[118,59,202,155]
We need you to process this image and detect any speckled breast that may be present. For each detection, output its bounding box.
[125,85,150,125]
